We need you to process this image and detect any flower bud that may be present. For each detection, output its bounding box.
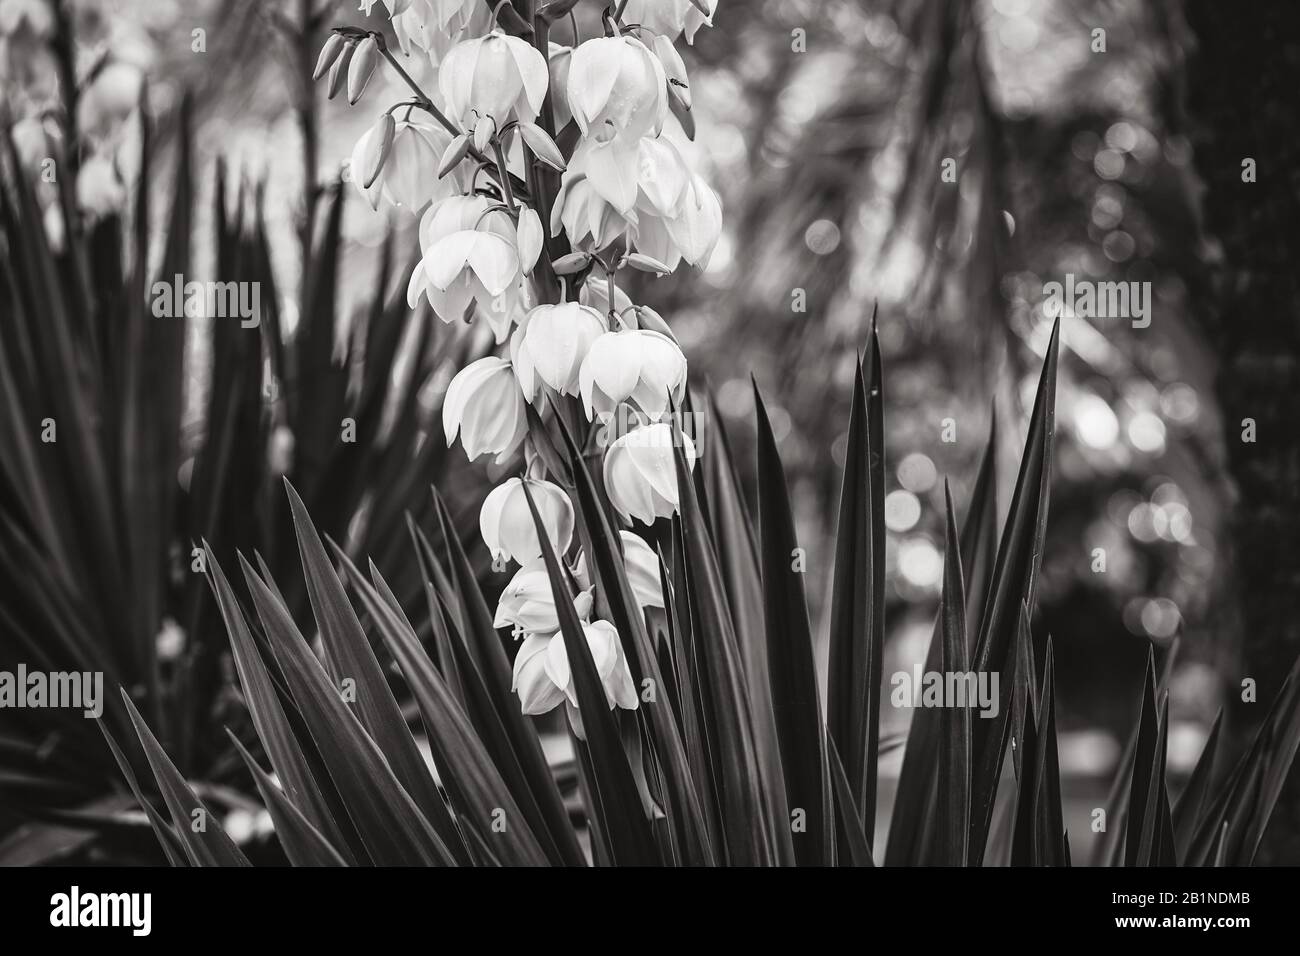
[473,115,496,153]
[633,304,678,344]
[480,477,575,565]
[347,36,381,105]
[358,113,396,188]
[443,356,527,464]
[0,0,53,38]
[579,329,688,421]
[313,33,347,80]
[623,252,672,275]
[652,34,691,111]
[603,423,697,524]
[438,132,471,178]
[511,302,606,400]
[517,121,566,171]
[327,41,356,100]
[516,206,544,275]
[551,252,592,275]
[547,42,574,130]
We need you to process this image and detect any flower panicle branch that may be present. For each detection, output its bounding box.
[315,0,721,725]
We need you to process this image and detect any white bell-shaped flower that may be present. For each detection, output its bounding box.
[579,328,688,422]
[603,423,697,524]
[494,561,595,638]
[511,302,607,401]
[76,155,124,219]
[573,531,665,609]
[512,620,637,715]
[480,477,575,565]
[351,119,467,214]
[442,356,527,464]
[552,169,636,251]
[566,35,667,144]
[408,194,524,336]
[620,0,717,44]
[439,30,549,133]
[663,172,723,267]
[388,0,492,65]
[616,531,666,608]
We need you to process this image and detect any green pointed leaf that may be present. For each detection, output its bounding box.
[237,555,455,866]
[936,483,971,866]
[119,691,251,867]
[753,380,830,865]
[228,732,348,866]
[968,318,1059,862]
[520,480,659,865]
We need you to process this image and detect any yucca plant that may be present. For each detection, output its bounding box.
[6,0,1298,869]
[97,317,1300,865]
[0,83,489,863]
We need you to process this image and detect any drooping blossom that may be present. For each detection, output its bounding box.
[480,476,575,565]
[512,620,637,715]
[443,356,527,464]
[566,35,667,144]
[603,423,697,524]
[511,302,607,401]
[438,30,549,136]
[619,0,717,45]
[579,328,688,422]
[574,531,665,609]
[351,119,466,213]
[407,194,527,339]
[494,561,594,638]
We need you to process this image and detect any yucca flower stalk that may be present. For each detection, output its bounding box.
[319,0,721,730]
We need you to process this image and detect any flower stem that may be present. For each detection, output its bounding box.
[493,141,516,208]
[606,268,620,321]
[375,44,461,140]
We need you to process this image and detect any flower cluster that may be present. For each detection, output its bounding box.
[327,0,721,725]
